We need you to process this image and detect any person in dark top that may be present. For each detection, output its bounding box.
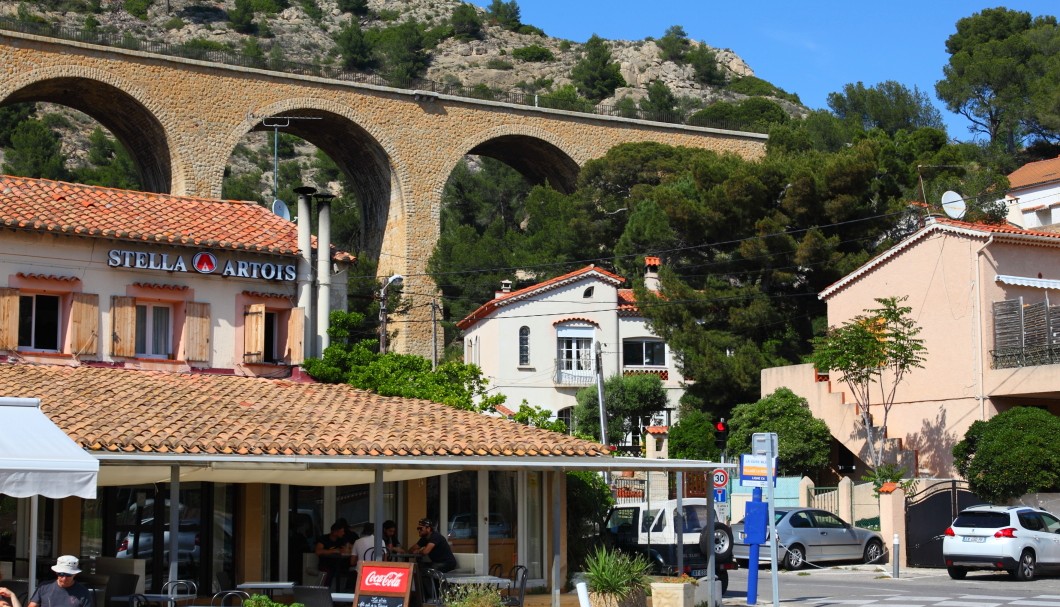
[27,556,91,607]
[382,520,404,557]
[410,518,457,573]
[315,521,351,590]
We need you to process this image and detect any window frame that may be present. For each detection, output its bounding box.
[134,302,173,359]
[518,326,530,366]
[623,338,667,367]
[18,293,62,352]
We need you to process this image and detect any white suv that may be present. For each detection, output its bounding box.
[943,505,1060,581]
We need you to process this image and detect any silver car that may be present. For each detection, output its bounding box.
[732,507,884,570]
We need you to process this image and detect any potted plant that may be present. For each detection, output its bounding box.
[649,575,697,607]
[445,584,503,607]
[584,546,652,607]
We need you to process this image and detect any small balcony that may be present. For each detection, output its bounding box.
[555,356,594,385]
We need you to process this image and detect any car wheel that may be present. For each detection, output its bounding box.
[783,544,805,570]
[863,539,883,564]
[947,566,967,580]
[700,522,734,564]
[1013,550,1035,581]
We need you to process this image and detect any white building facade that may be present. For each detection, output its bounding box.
[457,260,687,432]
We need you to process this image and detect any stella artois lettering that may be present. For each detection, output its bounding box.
[107,248,296,282]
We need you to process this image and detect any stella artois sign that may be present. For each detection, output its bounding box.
[355,562,413,607]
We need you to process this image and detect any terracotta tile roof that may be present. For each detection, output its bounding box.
[820,216,1060,299]
[0,362,606,457]
[457,265,626,330]
[0,175,353,262]
[1008,155,1060,190]
[16,273,79,282]
[617,289,640,315]
[552,317,599,327]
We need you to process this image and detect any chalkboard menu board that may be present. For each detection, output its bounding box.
[354,562,414,607]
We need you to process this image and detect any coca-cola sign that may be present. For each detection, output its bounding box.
[359,566,411,594]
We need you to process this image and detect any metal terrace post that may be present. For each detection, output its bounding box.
[315,193,335,355]
[294,187,315,357]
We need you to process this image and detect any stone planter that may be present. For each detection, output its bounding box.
[649,582,695,607]
[588,589,648,607]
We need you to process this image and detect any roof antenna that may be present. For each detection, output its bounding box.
[259,115,322,219]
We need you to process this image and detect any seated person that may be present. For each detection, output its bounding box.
[28,556,91,607]
[410,518,457,573]
[382,520,404,556]
[315,522,350,590]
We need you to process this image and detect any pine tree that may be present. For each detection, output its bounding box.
[570,34,625,102]
[2,119,67,180]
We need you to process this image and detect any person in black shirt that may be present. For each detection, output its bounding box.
[410,518,457,573]
[315,521,351,590]
[382,520,404,557]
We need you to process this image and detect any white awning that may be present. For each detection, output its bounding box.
[0,397,98,499]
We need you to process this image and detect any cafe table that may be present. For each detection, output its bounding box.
[235,582,295,597]
[331,593,357,604]
[446,575,511,589]
[113,593,197,607]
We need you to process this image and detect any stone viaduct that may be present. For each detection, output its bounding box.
[0,29,767,357]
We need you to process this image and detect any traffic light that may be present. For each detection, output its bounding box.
[714,418,729,451]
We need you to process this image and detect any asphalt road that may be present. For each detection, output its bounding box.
[725,564,1060,606]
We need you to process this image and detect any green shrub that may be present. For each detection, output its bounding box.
[163,17,185,30]
[558,40,571,51]
[485,58,513,70]
[377,9,400,21]
[726,76,801,104]
[84,15,100,31]
[298,0,323,22]
[125,0,151,19]
[584,547,652,599]
[512,44,555,62]
[518,24,545,36]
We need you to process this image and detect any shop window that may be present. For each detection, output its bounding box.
[19,294,60,351]
[244,304,303,364]
[623,339,666,366]
[135,303,172,358]
[518,326,530,366]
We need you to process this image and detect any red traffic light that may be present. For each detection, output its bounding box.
[714,420,728,432]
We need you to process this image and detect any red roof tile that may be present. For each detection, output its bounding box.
[457,265,626,330]
[1009,156,1060,190]
[0,175,353,262]
[0,363,607,458]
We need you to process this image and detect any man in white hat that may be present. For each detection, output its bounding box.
[27,556,91,607]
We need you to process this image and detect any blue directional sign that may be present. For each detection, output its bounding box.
[713,488,727,503]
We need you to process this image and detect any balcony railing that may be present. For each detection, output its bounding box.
[554,357,594,385]
[622,367,669,380]
[990,345,1060,369]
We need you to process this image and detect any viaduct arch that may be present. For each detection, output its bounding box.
[0,30,767,357]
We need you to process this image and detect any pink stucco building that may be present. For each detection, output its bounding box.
[763,216,1060,478]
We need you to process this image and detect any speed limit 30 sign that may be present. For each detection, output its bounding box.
[712,468,729,488]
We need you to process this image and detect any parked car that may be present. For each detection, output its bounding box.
[732,507,884,570]
[446,512,512,540]
[115,517,199,564]
[943,505,1060,581]
[602,499,734,592]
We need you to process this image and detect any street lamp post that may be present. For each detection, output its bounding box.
[379,274,404,354]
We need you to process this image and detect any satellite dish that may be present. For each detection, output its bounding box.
[272,199,291,221]
[941,190,966,220]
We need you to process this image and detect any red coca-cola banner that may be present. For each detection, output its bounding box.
[358,564,412,594]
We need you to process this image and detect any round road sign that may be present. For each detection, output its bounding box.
[712,468,729,488]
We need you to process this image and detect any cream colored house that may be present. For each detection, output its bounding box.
[1005,155,1060,230]
[762,216,1060,478]
[457,259,686,433]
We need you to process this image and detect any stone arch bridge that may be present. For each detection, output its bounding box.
[0,30,767,356]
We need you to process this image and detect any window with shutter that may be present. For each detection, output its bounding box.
[0,289,19,351]
[70,293,99,357]
[111,296,137,357]
[185,302,211,363]
[244,303,265,363]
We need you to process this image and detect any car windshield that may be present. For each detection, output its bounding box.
[953,511,1009,527]
[675,505,709,533]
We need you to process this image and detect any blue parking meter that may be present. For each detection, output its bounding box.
[744,500,768,544]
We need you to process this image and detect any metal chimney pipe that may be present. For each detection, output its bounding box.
[315,193,335,356]
[293,186,316,359]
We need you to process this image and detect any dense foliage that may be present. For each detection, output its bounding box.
[571,34,626,101]
[953,407,1060,502]
[726,388,832,478]
[572,374,669,443]
[667,409,720,461]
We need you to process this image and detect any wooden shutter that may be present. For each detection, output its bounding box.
[244,303,265,363]
[111,296,136,357]
[0,288,18,351]
[70,293,99,357]
[185,302,211,363]
[287,307,304,364]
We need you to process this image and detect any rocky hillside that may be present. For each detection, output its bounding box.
[0,0,804,199]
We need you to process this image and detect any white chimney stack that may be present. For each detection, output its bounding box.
[644,256,660,291]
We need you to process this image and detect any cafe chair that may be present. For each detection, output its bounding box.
[292,585,334,607]
[162,580,197,596]
[214,572,235,593]
[488,564,502,578]
[501,566,527,607]
[422,569,449,607]
[104,573,141,607]
[210,591,249,607]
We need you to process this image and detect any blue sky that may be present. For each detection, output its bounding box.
[466,1,1057,141]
